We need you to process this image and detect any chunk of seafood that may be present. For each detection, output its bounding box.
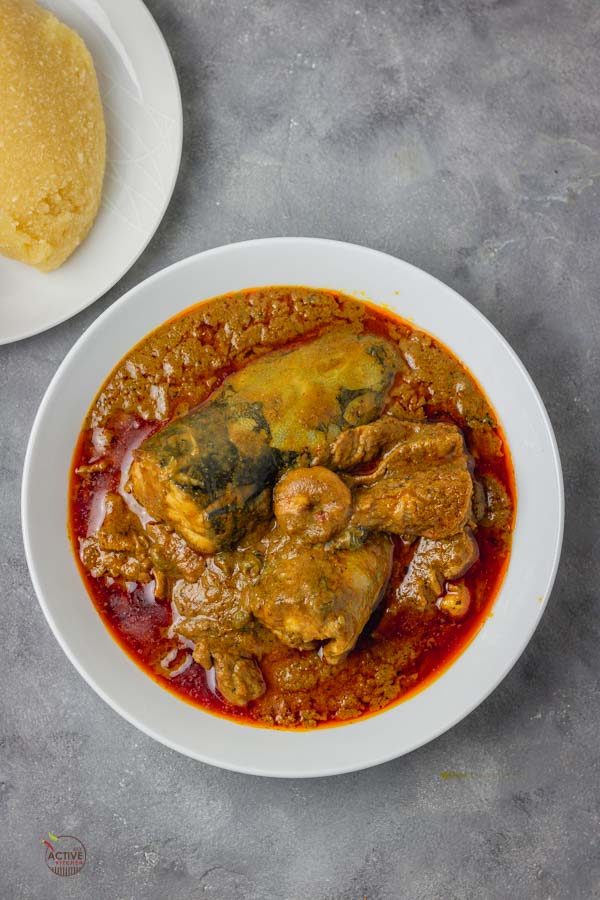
[128,331,400,553]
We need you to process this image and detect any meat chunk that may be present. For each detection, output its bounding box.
[330,417,464,471]
[145,522,206,582]
[391,529,478,614]
[79,492,152,582]
[173,554,255,636]
[210,653,266,707]
[335,418,474,540]
[479,474,514,535]
[80,492,211,596]
[173,544,274,706]
[174,524,393,694]
[173,511,393,699]
[189,624,269,707]
[350,463,473,540]
[128,331,400,553]
[248,529,393,665]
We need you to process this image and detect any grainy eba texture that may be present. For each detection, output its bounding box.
[0,0,105,271]
[1,0,599,898]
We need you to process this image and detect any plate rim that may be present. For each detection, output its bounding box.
[21,237,565,777]
[0,0,183,346]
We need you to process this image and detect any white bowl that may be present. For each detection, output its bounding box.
[22,238,564,777]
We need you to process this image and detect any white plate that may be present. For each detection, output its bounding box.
[22,238,564,777]
[0,0,182,345]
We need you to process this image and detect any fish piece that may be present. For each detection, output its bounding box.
[128,331,400,552]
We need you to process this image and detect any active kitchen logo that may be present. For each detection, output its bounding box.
[42,832,86,876]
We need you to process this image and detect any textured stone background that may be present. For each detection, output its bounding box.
[1,0,599,897]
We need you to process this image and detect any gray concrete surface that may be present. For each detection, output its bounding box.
[1,0,599,897]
